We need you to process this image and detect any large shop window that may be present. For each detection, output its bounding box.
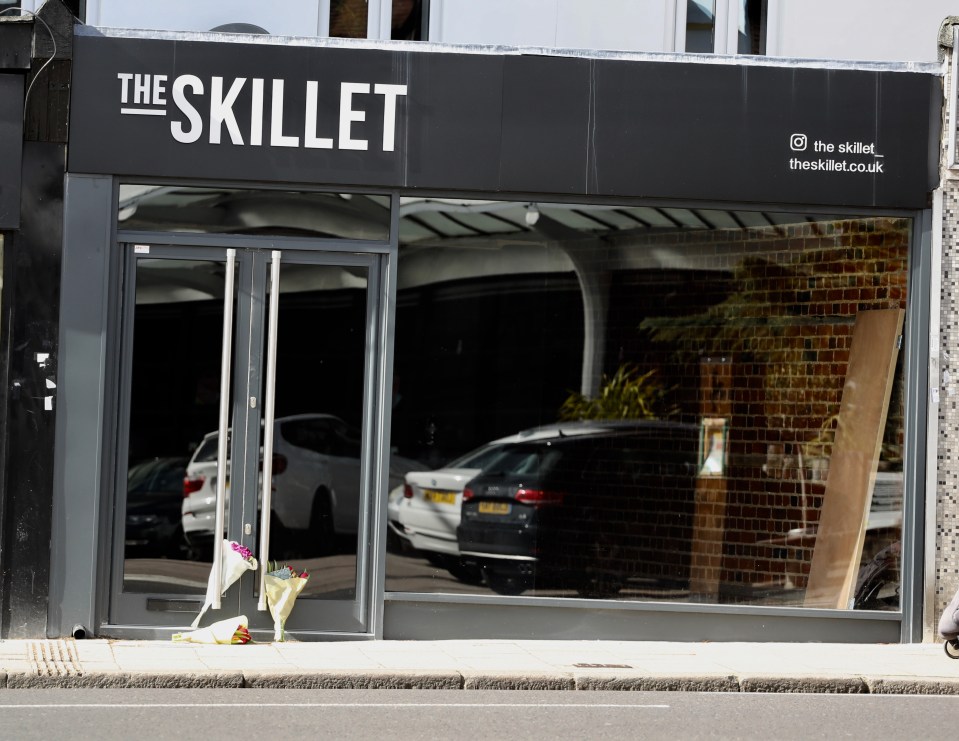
[385,199,908,612]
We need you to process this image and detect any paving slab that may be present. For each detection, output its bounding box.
[0,638,957,692]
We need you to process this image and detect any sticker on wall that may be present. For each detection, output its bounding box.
[699,417,728,477]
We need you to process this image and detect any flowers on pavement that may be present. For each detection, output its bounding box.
[264,562,310,642]
[191,539,258,629]
[172,615,252,645]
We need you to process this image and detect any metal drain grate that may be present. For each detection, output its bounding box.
[28,640,82,677]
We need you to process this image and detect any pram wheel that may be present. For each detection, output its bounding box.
[944,639,959,659]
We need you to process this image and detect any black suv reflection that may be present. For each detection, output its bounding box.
[456,422,699,597]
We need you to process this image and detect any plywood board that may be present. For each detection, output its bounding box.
[689,360,732,599]
[804,309,904,609]
[689,478,728,596]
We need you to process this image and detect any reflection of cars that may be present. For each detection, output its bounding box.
[182,414,423,557]
[388,423,625,583]
[126,457,189,558]
[387,442,511,584]
[456,422,699,597]
[389,443,509,554]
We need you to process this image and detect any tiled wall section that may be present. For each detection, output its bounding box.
[938,54,959,626]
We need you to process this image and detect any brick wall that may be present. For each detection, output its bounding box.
[607,216,909,596]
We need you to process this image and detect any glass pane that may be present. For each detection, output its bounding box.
[330,0,368,38]
[392,0,428,40]
[117,185,391,242]
[123,258,232,594]
[686,0,716,53]
[263,262,372,600]
[385,198,908,613]
[738,0,766,55]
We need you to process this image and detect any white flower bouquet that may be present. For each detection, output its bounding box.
[191,540,258,628]
[173,615,251,645]
[263,562,310,642]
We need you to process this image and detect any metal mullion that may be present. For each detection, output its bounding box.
[257,251,282,611]
[369,193,401,639]
[901,208,933,642]
[211,248,237,609]
[353,253,385,632]
[950,27,958,169]
[108,246,141,614]
[234,255,265,562]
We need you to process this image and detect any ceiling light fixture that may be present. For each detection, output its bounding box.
[524,203,540,226]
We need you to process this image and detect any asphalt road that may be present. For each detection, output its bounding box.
[0,689,956,740]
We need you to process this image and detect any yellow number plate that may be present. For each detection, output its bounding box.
[423,489,457,505]
[478,501,511,515]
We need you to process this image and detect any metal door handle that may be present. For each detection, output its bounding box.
[258,250,282,611]
[212,248,236,609]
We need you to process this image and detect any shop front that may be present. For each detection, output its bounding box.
[51,26,940,641]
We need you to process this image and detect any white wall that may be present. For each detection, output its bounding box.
[18,0,951,63]
[429,0,673,52]
[772,0,953,63]
[82,0,321,37]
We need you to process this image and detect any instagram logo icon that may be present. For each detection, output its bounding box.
[789,133,808,152]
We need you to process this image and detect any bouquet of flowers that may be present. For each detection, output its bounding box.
[191,540,258,628]
[173,615,251,645]
[263,562,310,642]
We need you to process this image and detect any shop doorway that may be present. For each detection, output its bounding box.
[109,242,391,636]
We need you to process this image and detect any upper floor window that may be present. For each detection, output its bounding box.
[45,0,429,41]
[684,0,767,55]
[327,0,429,40]
[685,0,716,53]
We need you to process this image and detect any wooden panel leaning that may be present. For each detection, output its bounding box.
[803,308,905,609]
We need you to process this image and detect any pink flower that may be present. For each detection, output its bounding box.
[230,541,255,563]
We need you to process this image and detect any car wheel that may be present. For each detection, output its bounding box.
[575,534,624,598]
[386,526,408,554]
[307,489,336,557]
[185,542,213,563]
[446,560,484,586]
[575,575,624,599]
[485,570,530,596]
[165,525,189,560]
[269,513,297,562]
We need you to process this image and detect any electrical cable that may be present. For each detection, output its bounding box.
[1,2,58,126]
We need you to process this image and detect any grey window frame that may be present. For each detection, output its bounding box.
[50,174,930,643]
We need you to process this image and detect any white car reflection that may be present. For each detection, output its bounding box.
[182,413,424,558]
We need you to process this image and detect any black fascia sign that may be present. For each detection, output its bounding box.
[68,31,940,209]
[0,74,24,229]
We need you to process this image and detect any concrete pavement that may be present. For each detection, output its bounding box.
[0,638,957,692]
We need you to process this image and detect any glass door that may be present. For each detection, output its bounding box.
[110,242,385,636]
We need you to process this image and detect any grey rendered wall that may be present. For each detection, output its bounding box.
[48,174,113,638]
[775,0,956,63]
